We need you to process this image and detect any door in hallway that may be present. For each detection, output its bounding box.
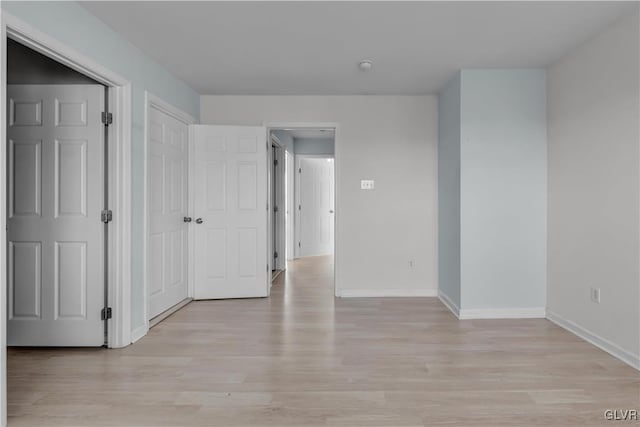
[297,156,335,257]
[192,125,268,299]
[147,105,190,319]
[7,84,106,346]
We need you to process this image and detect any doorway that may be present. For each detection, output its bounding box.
[270,135,286,280]
[6,39,109,346]
[1,15,134,425]
[267,126,336,292]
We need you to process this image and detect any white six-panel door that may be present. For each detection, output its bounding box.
[297,157,335,257]
[193,125,268,299]
[285,151,295,261]
[7,84,105,346]
[147,106,189,319]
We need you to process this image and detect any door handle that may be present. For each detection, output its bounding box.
[329,210,334,214]
[195,218,204,224]
[183,216,192,223]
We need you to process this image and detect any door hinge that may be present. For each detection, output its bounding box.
[299,168,302,173]
[274,251,278,259]
[298,204,301,211]
[101,112,113,126]
[101,307,112,320]
[298,241,301,248]
[274,159,278,166]
[101,209,113,223]
[274,205,279,213]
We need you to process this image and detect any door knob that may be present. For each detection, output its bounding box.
[183,216,192,223]
[329,210,334,214]
[195,218,204,224]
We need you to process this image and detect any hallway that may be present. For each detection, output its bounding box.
[7,256,640,426]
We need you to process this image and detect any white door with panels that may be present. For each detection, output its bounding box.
[297,157,335,257]
[192,125,268,299]
[147,106,189,319]
[285,151,295,261]
[7,84,105,346]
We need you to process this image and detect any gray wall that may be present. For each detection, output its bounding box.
[271,129,294,153]
[460,69,547,311]
[294,137,334,155]
[201,95,438,296]
[7,39,100,85]
[2,1,200,333]
[547,11,640,366]
[437,72,461,308]
[437,69,547,314]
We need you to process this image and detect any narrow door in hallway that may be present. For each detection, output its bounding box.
[297,157,335,257]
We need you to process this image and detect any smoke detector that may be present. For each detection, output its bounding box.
[358,60,373,71]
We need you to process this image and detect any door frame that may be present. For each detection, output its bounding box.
[140,92,196,341]
[269,133,286,275]
[294,154,335,259]
[1,11,133,425]
[263,123,339,298]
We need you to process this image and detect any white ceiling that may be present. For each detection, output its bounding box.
[80,1,634,95]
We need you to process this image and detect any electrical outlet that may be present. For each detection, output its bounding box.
[590,287,601,304]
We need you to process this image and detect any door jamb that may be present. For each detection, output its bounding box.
[1,12,133,426]
[140,91,196,342]
[269,134,286,278]
[263,123,339,298]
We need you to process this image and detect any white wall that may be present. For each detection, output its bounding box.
[547,11,640,368]
[201,96,438,296]
[460,69,547,312]
[437,72,461,309]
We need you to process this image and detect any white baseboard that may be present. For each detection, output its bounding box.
[546,310,640,371]
[437,294,545,320]
[437,291,460,318]
[458,307,546,319]
[130,325,148,344]
[338,289,438,298]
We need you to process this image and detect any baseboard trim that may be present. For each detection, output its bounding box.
[546,310,640,371]
[458,307,546,320]
[149,298,192,329]
[130,325,148,344]
[338,289,438,298]
[437,291,460,318]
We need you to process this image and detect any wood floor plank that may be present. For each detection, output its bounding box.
[7,255,640,426]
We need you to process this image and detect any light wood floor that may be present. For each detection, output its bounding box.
[8,255,640,426]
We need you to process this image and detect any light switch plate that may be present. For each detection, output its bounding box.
[361,180,375,190]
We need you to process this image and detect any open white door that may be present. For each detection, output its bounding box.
[285,151,295,261]
[192,125,268,299]
[7,84,105,346]
[147,105,189,319]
